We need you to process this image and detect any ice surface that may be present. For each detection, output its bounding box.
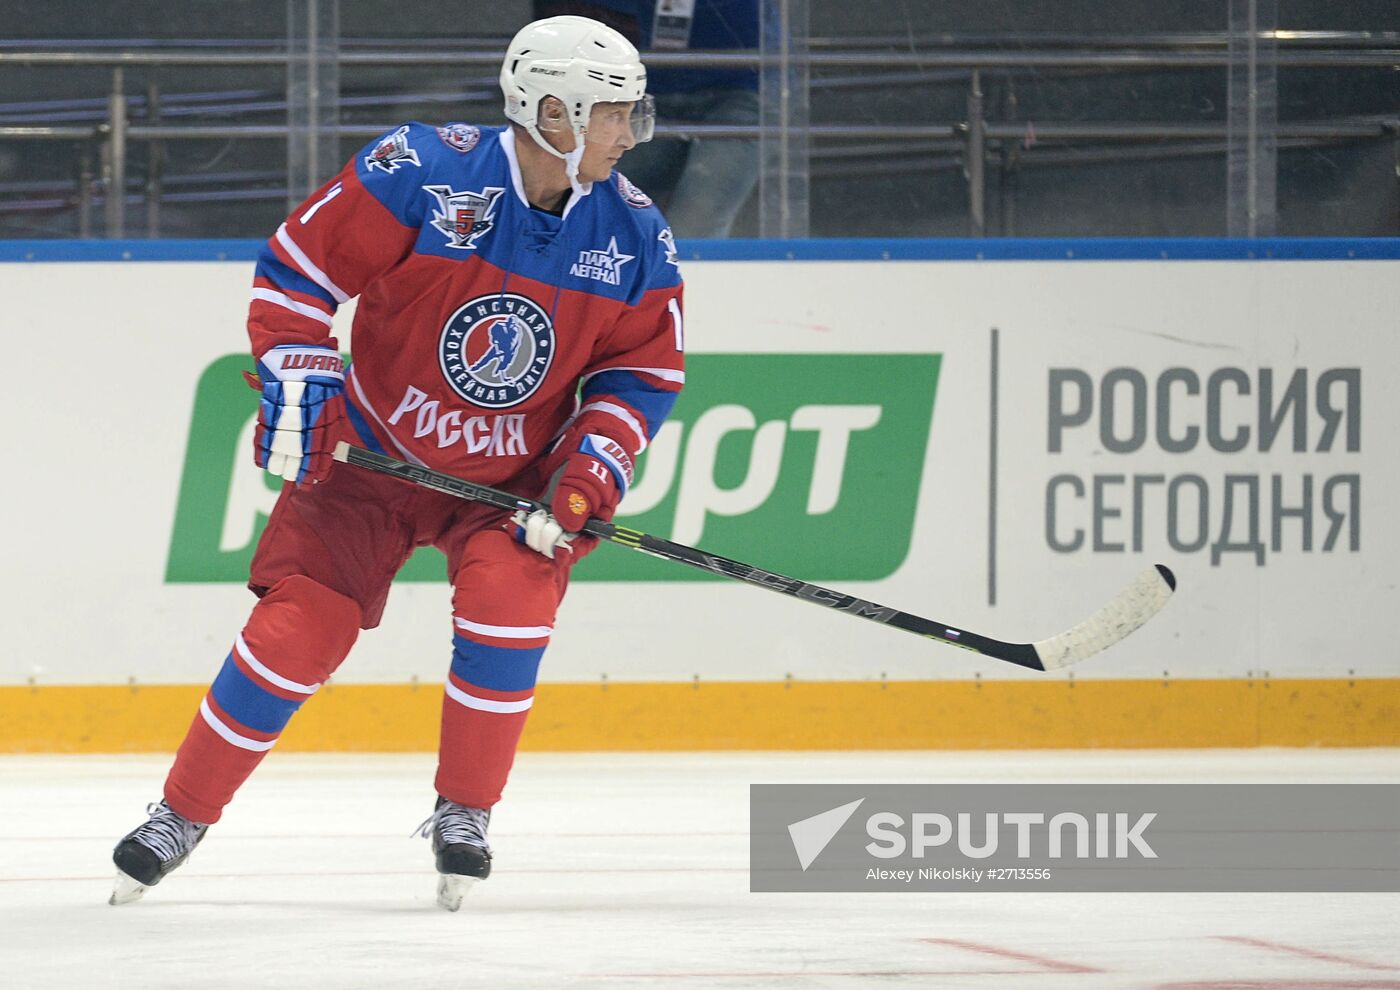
[2,749,1397,989]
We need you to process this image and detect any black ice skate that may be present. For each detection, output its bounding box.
[109,800,209,905]
[416,796,492,911]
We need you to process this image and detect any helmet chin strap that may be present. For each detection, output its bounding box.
[563,145,587,196]
[527,122,590,197]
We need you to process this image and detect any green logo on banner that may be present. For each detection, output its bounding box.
[166,353,940,583]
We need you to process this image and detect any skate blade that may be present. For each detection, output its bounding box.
[436,874,478,912]
[109,870,149,906]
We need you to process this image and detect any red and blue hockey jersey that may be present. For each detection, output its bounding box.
[248,122,685,490]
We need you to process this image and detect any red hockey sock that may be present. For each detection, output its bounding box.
[437,530,564,809]
[435,615,546,809]
[164,576,360,824]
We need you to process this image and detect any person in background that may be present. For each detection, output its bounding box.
[535,0,759,238]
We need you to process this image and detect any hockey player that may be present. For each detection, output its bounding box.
[110,15,684,911]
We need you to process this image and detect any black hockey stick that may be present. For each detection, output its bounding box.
[333,442,1175,671]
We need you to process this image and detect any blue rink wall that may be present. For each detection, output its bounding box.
[3,238,1398,751]
[4,236,1399,263]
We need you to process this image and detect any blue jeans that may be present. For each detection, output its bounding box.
[618,88,759,239]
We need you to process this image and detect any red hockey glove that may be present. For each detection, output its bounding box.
[514,434,634,559]
[549,433,633,532]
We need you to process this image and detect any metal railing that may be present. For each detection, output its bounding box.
[2,32,1397,238]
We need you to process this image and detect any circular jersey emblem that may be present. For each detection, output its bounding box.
[616,172,653,208]
[437,123,481,153]
[438,293,555,408]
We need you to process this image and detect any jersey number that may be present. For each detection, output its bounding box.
[300,182,343,225]
[668,297,684,352]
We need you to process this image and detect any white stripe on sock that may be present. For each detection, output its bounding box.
[444,680,534,714]
[199,698,277,752]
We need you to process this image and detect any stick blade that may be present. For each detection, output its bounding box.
[1033,564,1176,671]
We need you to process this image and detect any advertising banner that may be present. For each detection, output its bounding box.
[3,245,1396,751]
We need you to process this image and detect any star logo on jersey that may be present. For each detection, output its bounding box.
[424,184,505,251]
[569,237,635,286]
[438,293,555,408]
[658,226,680,268]
[364,125,421,174]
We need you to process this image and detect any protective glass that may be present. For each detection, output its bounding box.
[584,95,655,143]
[629,94,656,143]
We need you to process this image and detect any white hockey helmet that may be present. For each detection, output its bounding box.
[500,15,655,165]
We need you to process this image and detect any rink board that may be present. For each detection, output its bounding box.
[3,239,1398,750]
[3,677,1398,751]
